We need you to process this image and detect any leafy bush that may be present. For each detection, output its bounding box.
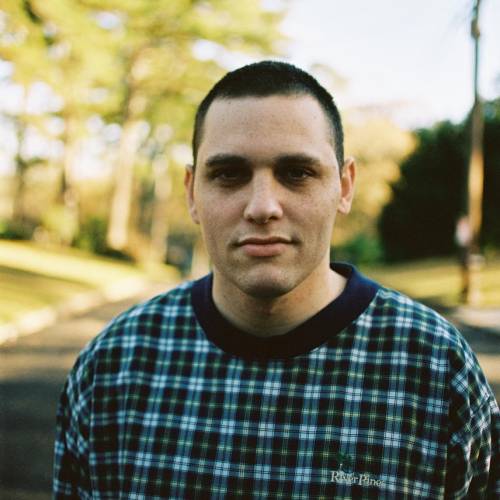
[0,219,35,240]
[73,216,133,261]
[74,216,108,254]
[332,234,383,265]
[379,99,500,262]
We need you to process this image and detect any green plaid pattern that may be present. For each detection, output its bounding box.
[53,265,499,498]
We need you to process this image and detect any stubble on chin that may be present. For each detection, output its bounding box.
[224,264,299,301]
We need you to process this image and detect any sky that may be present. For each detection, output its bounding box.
[277,0,500,128]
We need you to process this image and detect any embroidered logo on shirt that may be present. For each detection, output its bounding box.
[330,470,384,487]
[329,452,385,488]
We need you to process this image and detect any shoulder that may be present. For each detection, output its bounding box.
[95,279,193,343]
[366,285,466,348]
[364,285,495,407]
[68,280,197,383]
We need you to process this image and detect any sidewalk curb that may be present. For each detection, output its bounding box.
[0,277,151,346]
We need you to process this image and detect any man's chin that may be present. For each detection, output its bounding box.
[215,260,304,299]
[243,284,290,300]
[234,273,295,300]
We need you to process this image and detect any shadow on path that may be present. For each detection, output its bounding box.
[0,287,166,499]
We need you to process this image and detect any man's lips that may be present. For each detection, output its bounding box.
[236,236,292,246]
[236,236,293,257]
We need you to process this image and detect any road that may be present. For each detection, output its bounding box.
[1,290,499,499]
[0,286,167,500]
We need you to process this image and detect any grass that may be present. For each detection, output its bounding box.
[0,240,179,324]
[362,256,500,308]
[1,240,499,326]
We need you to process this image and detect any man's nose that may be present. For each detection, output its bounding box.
[243,173,283,224]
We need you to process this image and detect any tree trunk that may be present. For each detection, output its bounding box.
[59,114,80,244]
[11,87,29,224]
[106,119,143,251]
[11,153,26,224]
[149,157,172,263]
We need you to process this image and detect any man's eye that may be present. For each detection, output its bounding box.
[281,167,313,182]
[211,168,248,184]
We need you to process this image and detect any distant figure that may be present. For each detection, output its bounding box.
[53,61,499,498]
[455,214,472,299]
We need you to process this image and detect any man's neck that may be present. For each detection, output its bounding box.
[212,264,347,338]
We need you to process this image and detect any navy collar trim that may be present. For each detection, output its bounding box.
[191,263,379,360]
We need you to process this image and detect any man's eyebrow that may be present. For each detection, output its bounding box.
[273,154,322,167]
[204,153,323,169]
[204,154,251,168]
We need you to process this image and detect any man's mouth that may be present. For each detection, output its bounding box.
[236,236,292,257]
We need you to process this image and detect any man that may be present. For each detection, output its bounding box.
[54,61,499,498]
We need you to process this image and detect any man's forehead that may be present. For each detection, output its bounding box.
[195,95,339,172]
[201,94,335,144]
[205,93,323,115]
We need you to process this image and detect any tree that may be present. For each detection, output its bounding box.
[378,98,500,262]
[0,0,117,242]
[333,116,415,264]
[1,0,283,255]
[95,0,283,253]
[0,2,51,231]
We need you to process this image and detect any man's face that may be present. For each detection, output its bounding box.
[186,94,355,299]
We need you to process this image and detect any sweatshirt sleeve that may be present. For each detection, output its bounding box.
[53,352,93,499]
[445,334,500,498]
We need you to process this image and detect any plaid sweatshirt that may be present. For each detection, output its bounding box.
[53,263,500,499]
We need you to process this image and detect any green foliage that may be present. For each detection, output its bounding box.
[73,215,134,261]
[1,0,284,261]
[73,216,108,254]
[337,118,415,246]
[379,99,500,261]
[482,104,500,247]
[0,219,35,240]
[332,234,383,266]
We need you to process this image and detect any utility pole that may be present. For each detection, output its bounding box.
[462,0,484,305]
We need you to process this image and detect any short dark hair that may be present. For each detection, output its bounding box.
[192,60,344,169]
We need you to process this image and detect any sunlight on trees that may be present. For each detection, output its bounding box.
[0,0,283,268]
[2,1,496,275]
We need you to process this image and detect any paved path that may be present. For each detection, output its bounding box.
[0,285,168,500]
[0,292,499,499]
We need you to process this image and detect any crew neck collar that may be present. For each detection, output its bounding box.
[191,263,379,360]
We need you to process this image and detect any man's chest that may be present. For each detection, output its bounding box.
[89,349,448,498]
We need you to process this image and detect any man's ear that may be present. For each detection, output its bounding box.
[184,165,199,224]
[337,157,356,215]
